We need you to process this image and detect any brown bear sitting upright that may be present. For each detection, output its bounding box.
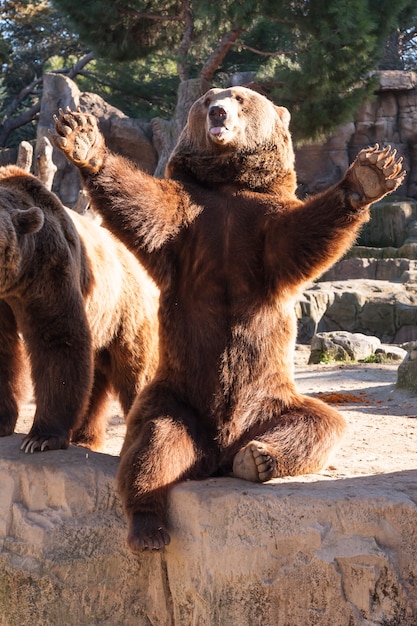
[0,165,159,453]
[52,86,405,552]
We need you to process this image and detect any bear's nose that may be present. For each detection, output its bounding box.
[209,105,227,125]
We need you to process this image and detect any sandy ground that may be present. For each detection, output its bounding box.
[293,345,417,480]
[13,344,417,479]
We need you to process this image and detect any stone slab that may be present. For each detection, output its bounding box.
[1,362,417,625]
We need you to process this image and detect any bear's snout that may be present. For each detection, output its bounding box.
[207,103,234,142]
[209,105,227,126]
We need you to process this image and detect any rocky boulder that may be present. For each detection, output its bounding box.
[1,440,416,626]
[309,331,379,364]
[36,74,157,207]
[397,342,417,394]
[297,278,417,344]
[308,330,406,364]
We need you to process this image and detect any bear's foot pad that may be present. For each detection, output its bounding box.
[352,144,405,202]
[51,109,105,173]
[127,512,171,552]
[232,441,277,483]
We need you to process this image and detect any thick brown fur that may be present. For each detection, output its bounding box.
[52,86,405,552]
[0,165,159,453]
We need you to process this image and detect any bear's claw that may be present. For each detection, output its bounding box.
[21,433,69,453]
[350,144,406,204]
[127,512,171,552]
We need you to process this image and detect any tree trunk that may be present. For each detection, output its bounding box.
[151,77,211,177]
[379,31,404,70]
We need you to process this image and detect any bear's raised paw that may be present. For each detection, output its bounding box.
[50,108,106,174]
[349,144,406,206]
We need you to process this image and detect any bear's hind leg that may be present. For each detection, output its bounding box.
[71,368,111,451]
[119,414,200,552]
[118,390,206,552]
[233,395,346,482]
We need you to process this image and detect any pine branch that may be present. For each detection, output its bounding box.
[232,42,296,57]
[117,8,182,23]
[67,51,94,78]
[0,101,41,146]
[1,76,43,125]
[200,27,243,81]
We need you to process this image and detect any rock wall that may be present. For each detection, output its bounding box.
[295,70,417,199]
[297,197,417,344]
[1,432,417,626]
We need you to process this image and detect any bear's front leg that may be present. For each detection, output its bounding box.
[51,109,106,175]
[345,144,405,208]
[0,302,29,437]
[19,288,94,453]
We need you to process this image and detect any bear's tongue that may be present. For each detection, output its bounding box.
[210,126,225,136]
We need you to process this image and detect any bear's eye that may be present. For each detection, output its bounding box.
[204,97,211,107]
[235,95,244,104]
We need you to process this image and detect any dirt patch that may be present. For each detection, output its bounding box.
[12,345,417,481]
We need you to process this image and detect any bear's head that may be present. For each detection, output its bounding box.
[0,167,44,294]
[166,86,296,192]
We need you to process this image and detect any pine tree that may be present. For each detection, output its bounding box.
[3,1,417,145]
[0,0,88,146]
[52,0,417,142]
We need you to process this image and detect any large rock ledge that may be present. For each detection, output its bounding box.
[0,443,416,625]
[1,362,417,625]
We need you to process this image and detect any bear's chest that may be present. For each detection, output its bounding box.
[176,201,267,307]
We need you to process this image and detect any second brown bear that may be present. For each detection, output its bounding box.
[52,87,405,552]
[0,166,159,453]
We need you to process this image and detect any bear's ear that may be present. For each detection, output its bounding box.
[274,106,291,130]
[12,206,44,235]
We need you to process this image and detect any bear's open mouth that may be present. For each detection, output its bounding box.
[209,126,227,136]
[209,125,231,142]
